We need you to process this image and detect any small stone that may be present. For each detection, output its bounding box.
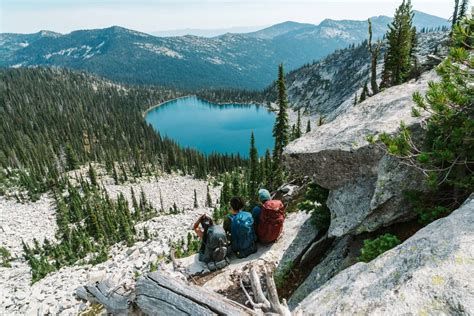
[129,249,140,259]
[88,270,106,283]
[15,290,27,300]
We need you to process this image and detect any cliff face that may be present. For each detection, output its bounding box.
[282,69,441,307]
[285,70,438,238]
[294,195,474,315]
[282,62,474,312]
[267,31,448,121]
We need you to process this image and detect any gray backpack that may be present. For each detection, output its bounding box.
[202,225,229,270]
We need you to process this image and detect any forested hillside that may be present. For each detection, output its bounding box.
[0,68,247,200]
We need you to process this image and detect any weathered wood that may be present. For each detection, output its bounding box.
[243,264,291,316]
[249,265,271,311]
[136,272,258,316]
[76,279,129,315]
[263,266,291,316]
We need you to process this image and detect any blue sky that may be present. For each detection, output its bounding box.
[1,0,453,34]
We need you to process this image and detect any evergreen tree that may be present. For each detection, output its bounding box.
[272,64,290,189]
[248,132,259,200]
[194,189,199,208]
[381,0,416,87]
[131,187,140,219]
[262,149,272,188]
[306,120,311,133]
[452,0,460,28]
[359,82,370,102]
[88,163,98,187]
[206,185,213,207]
[112,164,119,185]
[353,93,358,105]
[295,109,302,139]
[220,175,232,208]
[377,19,473,222]
[318,115,325,127]
[458,0,469,20]
[231,172,241,197]
[65,144,79,171]
[368,18,381,95]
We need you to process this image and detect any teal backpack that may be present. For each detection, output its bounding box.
[228,211,257,258]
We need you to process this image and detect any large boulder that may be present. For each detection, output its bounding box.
[293,195,474,315]
[284,70,438,237]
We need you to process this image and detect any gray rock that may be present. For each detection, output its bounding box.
[288,236,353,309]
[298,234,333,268]
[327,175,377,237]
[15,290,27,300]
[294,195,474,315]
[284,70,438,236]
[359,155,424,233]
[276,216,319,275]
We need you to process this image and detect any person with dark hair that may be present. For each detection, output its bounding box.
[224,197,257,258]
[193,214,229,269]
[193,214,214,259]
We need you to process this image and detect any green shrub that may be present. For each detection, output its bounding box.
[274,261,294,289]
[297,183,331,232]
[376,18,473,223]
[358,233,401,263]
[0,246,12,268]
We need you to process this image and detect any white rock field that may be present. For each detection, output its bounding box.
[0,174,220,315]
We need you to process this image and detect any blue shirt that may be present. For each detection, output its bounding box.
[252,205,262,227]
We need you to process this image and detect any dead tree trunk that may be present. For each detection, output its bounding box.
[136,272,257,315]
[76,265,290,315]
[240,264,291,316]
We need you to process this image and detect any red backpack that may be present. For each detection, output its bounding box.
[257,200,285,243]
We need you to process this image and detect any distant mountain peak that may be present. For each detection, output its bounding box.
[38,30,62,37]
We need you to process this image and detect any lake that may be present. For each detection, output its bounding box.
[145,96,275,157]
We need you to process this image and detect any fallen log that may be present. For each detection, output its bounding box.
[75,279,129,315]
[135,272,258,315]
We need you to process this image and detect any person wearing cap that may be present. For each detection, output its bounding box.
[252,189,271,228]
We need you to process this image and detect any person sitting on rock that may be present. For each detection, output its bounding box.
[193,214,229,269]
[253,189,286,243]
[224,197,257,258]
[252,189,271,227]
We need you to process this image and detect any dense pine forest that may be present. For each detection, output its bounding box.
[0,68,247,200]
[196,88,266,105]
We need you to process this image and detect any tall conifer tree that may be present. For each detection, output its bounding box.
[381,0,416,87]
[272,64,290,189]
[248,132,259,200]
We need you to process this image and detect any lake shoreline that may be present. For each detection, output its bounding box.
[142,95,193,118]
[143,95,273,118]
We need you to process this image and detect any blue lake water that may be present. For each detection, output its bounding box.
[145,96,275,157]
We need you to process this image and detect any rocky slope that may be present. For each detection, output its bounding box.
[0,174,220,315]
[269,31,449,121]
[283,68,440,307]
[294,194,474,315]
[1,12,448,90]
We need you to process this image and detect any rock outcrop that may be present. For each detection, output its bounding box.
[271,31,448,120]
[294,195,474,315]
[284,70,438,238]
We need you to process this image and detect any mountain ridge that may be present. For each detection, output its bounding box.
[1,11,449,89]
